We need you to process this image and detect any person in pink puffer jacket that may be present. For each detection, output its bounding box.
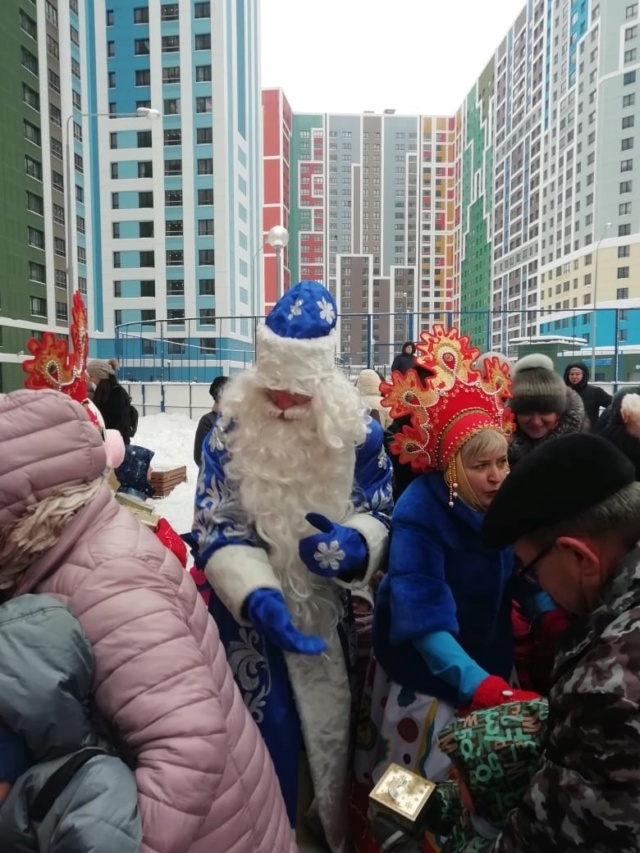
[0,389,296,853]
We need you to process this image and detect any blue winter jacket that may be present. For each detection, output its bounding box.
[373,473,515,706]
[0,594,142,852]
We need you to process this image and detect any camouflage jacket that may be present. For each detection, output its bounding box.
[486,544,640,852]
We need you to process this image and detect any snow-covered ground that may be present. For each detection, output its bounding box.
[133,411,200,537]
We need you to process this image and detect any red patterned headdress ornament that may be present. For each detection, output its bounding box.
[381,325,514,475]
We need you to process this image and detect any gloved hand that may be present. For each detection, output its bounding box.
[245,588,326,655]
[298,513,368,578]
[155,518,187,568]
[470,675,541,711]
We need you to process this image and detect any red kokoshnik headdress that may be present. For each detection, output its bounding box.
[22,292,102,431]
[380,325,514,475]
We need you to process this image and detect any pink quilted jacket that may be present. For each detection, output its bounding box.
[1,390,295,853]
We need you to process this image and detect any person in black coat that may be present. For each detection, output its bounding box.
[390,341,417,375]
[87,358,133,445]
[193,375,229,466]
[563,361,612,428]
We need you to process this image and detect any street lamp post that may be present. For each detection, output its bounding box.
[591,221,612,379]
[64,107,160,300]
[267,225,289,300]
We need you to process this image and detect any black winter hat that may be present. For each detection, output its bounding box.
[482,433,635,549]
[594,386,640,480]
[510,354,567,416]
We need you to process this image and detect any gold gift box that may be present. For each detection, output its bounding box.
[369,763,436,830]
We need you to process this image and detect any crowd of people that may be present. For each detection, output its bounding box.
[1,283,640,853]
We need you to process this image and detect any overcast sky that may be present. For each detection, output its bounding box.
[261,0,526,116]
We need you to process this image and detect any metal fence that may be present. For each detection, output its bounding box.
[115,307,640,389]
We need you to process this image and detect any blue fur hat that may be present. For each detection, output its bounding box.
[0,724,31,784]
[256,281,339,392]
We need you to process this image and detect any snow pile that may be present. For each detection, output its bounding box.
[133,411,200,537]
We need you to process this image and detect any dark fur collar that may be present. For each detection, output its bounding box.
[509,388,586,465]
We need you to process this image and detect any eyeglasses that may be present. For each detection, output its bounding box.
[515,542,556,581]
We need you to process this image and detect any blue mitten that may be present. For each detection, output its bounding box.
[534,590,556,615]
[298,513,368,578]
[245,589,326,655]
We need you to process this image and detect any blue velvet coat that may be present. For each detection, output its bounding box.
[373,472,515,706]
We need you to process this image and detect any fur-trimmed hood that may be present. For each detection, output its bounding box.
[509,387,586,465]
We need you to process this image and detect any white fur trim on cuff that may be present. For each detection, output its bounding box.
[337,513,389,589]
[204,545,281,624]
[255,325,337,392]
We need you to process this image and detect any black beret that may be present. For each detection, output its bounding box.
[482,434,635,549]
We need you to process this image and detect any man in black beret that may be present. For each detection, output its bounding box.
[193,375,229,466]
[478,433,640,851]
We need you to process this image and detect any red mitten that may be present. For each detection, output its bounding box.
[470,675,541,711]
[155,517,188,568]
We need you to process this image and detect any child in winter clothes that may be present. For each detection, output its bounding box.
[0,594,142,852]
[425,699,548,852]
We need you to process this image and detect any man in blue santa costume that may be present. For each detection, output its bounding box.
[192,281,393,852]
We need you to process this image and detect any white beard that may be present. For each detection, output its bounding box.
[221,371,367,635]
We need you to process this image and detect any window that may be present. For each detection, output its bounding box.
[77,216,85,234]
[166,279,184,295]
[110,163,119,180]
[620,202,632,214]
[135,69,150,86]
[628,3,638,18]
[75,185,84,202]
[22,84,39,111]
[141,280,155,297]
[139,191,153,207]
[114,310,122,327]
[622,137,634,151]
[622,158,634,172]
[29,263,46,285]
[134,39,150,55]
[194,1,210,16]
[139,221,154,238]
[164,129,182,146]
[133,7,149,23]
[623,115,636,129]
[24,120,40,146]
[618,267,630,278]
[165,220,183,235]
[164,98,180,115]
[112,222,120,239]
[56,302,68,323]
[45,1,58,24]
[110,132,118,150]
[617,287,630,298]
[165,190,182,206]
[197,127,212,144]
[162,35,180,53]
[25,156,42,181]
[30,296,47,316]
[199,249,214,265]
[164,160,182,176]
[197,158,213,174]
[26,192,43,215]
[626,47,639,62]
[20,11,37,40]
[72,90,82,110]
[113,251,121,269]
[199,308,216,325]
[55,269,68,288]
[627,25,639,40]
[200,338,216,355]
[108,71,117,89]
[27,226,44,249]
[138,161,153,178]
[619,245,631,258]
[78,277,87,294]
[166,250,183,266]
[198,219,214,235]
[113,281,122,298]
[137,130,152,148]
[162,66,180,84]
[199,278,215,295]
[168,309,185,324]
[54,237,66,257]
[140,251,155,266]
[621,180,633,193]
[50,105,62,127]
[198,188,213,205]
[107,41,115,57]
[167,339,184,354]
[140,309,156,323]
[106,9,114,25]
[161,4,179,21]
[196,64,212,82]
[196,96,212,113]
[48,69,60,93]
[21,48,38,76]
[70,26,80,46]
[195,33,211,50]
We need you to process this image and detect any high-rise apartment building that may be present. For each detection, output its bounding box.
[286,111,457,368]
[1,0,263,390]
[261,87,291,313]
[0,0,92,392]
